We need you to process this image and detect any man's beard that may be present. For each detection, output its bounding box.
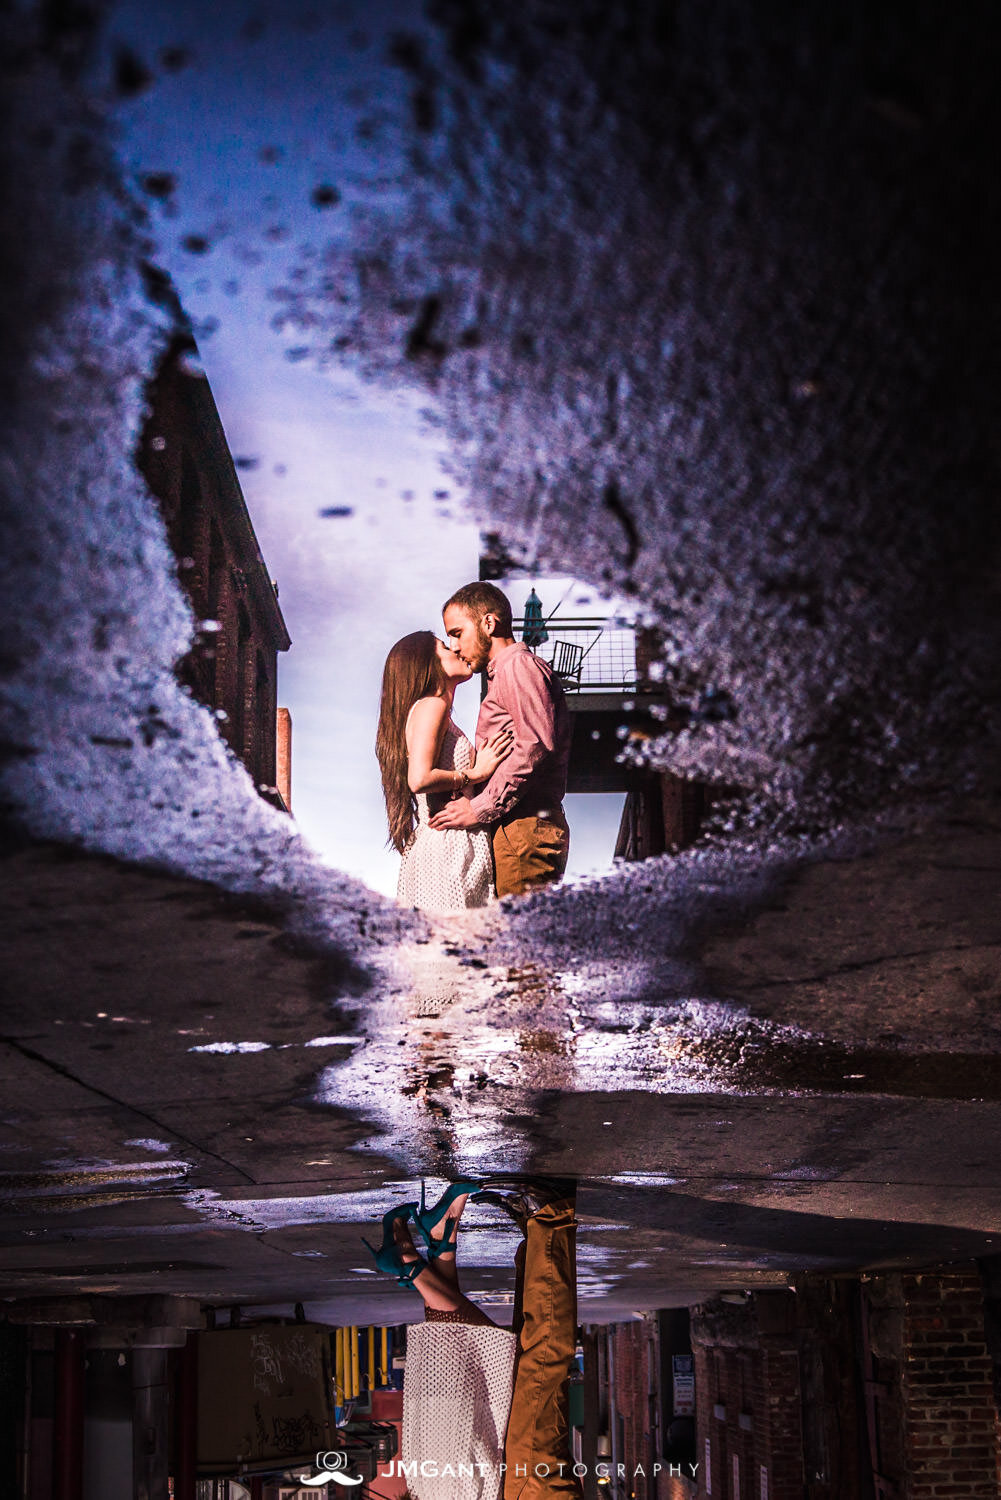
[471,623,493,671]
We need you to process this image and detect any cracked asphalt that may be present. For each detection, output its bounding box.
[2,801,1000,1323]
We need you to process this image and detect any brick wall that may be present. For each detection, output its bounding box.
[677,1274,1001,1500]
[691,1329,802,1500]
[608,1320,696,1500]
[611,1322,655,1500]
[899,1269,1000,1500]
[758,1348,803,1500]
[139,333,290,800]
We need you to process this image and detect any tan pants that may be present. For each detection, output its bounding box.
[503,1198,582,1500]
[492,811,570,899]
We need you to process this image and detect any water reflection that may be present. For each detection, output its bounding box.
[371,1178,580,1500]
[9,1170,1001,1493]
[4,0,1001,1489]
[316,912,1001,1183]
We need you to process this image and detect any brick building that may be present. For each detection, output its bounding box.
[583,1314,698,1500]
[691,1289,834,1500]
[595,1266,1001,1500]
[138,309,292,811]
[684,1268,1001,1500]
[861,1268,1001,1500]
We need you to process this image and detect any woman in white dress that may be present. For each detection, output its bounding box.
[362,1178,582,1500]
[376,630,512,914]
[363,1182,517,1500]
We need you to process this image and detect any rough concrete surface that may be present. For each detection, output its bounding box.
[2,819,1000,1323]
[2,0,1001,1335]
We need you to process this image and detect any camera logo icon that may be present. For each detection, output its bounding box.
[318,1452,349,1472]
[298,1450,364,1487]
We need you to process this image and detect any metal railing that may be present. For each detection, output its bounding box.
[513,615,638,693]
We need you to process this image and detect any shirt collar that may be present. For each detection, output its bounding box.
[486,641,523,679]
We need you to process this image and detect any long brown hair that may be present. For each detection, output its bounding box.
[376,631,448,853]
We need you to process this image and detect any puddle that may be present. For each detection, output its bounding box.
[0,1161,193,1217]
[0,1162,191,1197]
[745,1045,1001,1102]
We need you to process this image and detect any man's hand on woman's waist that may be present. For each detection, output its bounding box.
[428,798,484,830]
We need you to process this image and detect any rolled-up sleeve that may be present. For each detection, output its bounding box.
[467,654,558,824]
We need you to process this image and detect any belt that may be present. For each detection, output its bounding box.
[499,805,565,825]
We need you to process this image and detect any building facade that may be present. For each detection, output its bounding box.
[595,1265,1001,1500]
[138,326,292,811]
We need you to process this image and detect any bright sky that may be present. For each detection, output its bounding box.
[110,0,624,895]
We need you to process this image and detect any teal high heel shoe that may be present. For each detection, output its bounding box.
[413,1179,483,1261]
[362,1204,425,1287]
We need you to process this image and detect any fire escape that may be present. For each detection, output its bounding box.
[510,606,705,860]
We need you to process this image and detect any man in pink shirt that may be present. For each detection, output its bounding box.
[429,581,572,898]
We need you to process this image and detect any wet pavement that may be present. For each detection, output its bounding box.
[1,5,1000,1428]
[2,807,1000,1324]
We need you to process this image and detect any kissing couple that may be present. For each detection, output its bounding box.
[376,582,572,914]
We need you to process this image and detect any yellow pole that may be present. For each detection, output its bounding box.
[350,1325,360,1399]
[381,1326,389,1387]
[367,1325,375,1392]
[334,1326,344,1405]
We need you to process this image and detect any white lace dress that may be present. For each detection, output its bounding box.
[397,720,494,914]
[402,1323,517,1500]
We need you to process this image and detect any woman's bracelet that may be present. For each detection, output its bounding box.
[454,768,470,790]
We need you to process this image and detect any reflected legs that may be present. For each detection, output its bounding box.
[392,1197,497,1327]
[504,1190,581,1500]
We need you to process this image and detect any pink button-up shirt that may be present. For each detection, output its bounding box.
[467,643,571,825]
